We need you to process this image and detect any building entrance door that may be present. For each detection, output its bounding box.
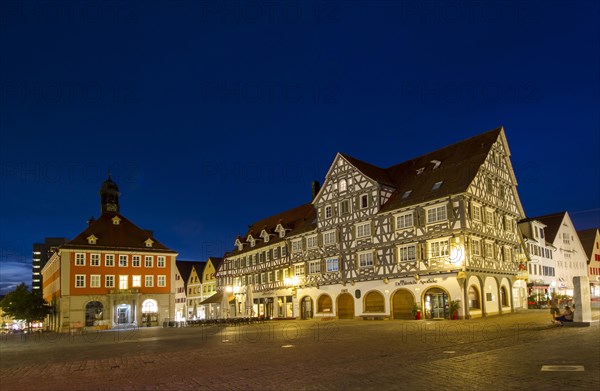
[300,296,313,319]
[392,289,414,319]
[424,288,449,319]
[117,304,130,324]
[337,293,354,319]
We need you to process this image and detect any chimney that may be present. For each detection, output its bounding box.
[311,181,321,200]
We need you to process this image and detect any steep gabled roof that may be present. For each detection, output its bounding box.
[231,203,317,255]
[343,127,501,212]
[63,212,176,253]
[532,211,567,244]
[207,257,224,269]
[577,228,599,260]
[340,153,395,187]
[175,260,198,282]
[191,261,207,278]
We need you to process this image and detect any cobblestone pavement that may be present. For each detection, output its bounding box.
[1,309,599,390]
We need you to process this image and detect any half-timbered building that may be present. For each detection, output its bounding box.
[219,127,527,319]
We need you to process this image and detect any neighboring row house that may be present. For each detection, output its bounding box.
[218,127,527,319]
[531,212,588,296]
[42,176,178,331]
[577,228,600,300]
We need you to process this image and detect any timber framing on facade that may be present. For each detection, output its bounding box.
[218,127,530,320]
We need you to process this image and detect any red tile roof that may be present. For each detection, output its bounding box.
[531,211,567,244]
[577,228,599,260]
[62,212,176,253]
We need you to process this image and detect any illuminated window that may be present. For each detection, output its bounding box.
[429,239,449,258]
[339,179,347,192]
[326,258,339,272]
[132,275,141,287]
[294,264,304,276]
[90,275,101,288]
[119,275,128,289]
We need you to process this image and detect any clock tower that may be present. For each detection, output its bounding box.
[99,173,120,214]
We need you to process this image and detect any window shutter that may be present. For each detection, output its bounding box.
[391,215,396,231]
[467,201,472,219]
[418,208,425,227]
[373,251,379,267]
[447,201,454,219]
[321,259,326,274]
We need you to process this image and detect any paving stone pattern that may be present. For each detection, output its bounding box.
[1,310,598,390]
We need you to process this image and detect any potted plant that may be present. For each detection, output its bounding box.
[448,299,461,320]
[411,302,421,320]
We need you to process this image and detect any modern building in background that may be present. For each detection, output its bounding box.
[32,237,68,293]
[218,127,527,320]
[42,175,178,331]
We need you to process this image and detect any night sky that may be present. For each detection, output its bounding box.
[1,1,599,295]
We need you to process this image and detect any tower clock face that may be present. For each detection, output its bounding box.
[106,203,117,212]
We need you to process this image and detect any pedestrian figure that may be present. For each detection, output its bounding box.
[549,293,560,321]
[554,306,574,326]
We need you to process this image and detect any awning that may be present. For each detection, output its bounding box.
[199,292,235,305]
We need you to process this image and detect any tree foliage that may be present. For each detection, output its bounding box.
[0,283,51,326]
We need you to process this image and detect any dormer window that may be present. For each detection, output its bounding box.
[235,238,244,251]
[247,234,256,247]
[401,190,412,199]
[430,160,442,169]
[339,179,347,192]
[416,167,425,175]
[431,181,443,191]
[275,224,286,238]
[145,238,154,248]
[260,229,270,243]
[87,235,98,245]
[112,216,121,225]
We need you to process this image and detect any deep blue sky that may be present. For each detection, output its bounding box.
[1,1,599,294]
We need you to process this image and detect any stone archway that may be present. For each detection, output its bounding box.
[85,301,104,327]
[317,294,333,313]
